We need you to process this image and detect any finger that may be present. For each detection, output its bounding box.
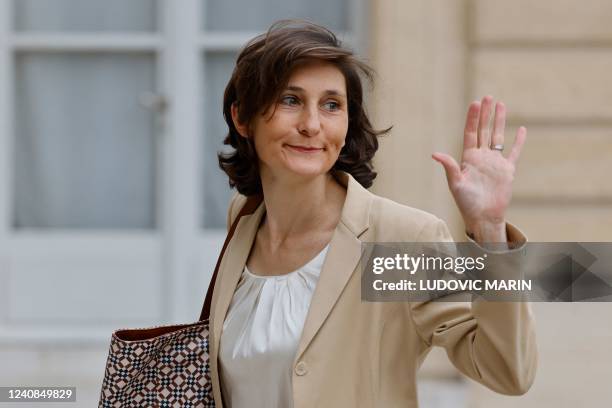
[508,126,527,165]
[463,101,480,151]
[477,95,493,148]
[432,152,462,185]
[490,101,506,150]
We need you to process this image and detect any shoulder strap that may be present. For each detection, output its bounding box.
[199,194,263,321]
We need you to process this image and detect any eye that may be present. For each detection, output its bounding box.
[280,95,300,106]
[323,100,341,111]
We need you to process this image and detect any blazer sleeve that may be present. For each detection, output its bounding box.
[408,217,538,395]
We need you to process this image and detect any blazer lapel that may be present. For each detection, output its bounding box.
[210,200,265,400]
[293,171,372,363]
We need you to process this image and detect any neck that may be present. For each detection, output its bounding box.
[258,169,346,249]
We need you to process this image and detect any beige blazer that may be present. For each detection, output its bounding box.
[209,171,537,408]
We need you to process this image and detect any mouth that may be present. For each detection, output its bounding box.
[285,144,324,153]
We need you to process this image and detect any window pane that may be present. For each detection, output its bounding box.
[14,53,157,229]
[202,52,237,229]
[13,0,157,32]
[202,0,348,32]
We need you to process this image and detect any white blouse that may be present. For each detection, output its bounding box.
[218,243,330,408]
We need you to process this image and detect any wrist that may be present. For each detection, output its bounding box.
[466,220,507,243]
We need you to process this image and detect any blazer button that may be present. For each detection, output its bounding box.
[294,361,308,376]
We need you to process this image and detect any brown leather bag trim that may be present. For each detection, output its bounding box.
[114,321,206,341]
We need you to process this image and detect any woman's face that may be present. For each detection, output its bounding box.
[235,60,349,182]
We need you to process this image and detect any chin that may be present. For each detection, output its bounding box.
[285,162,330,179]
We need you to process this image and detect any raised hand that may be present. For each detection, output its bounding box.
[432,95,526,243]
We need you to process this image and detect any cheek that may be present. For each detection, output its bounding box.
[329,120,349,150]
[251,118,285,155]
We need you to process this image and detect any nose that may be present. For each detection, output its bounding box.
[297,104,321,136]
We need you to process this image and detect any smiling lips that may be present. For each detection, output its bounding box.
[286,144,324,153]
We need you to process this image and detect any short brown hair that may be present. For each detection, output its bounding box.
[218,19,391,196]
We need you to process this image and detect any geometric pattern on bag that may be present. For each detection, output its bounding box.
[99,321,215,407]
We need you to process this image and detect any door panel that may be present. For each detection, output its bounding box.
[14,53,157,229]
[14,0,158,32]
[201,51,236,229]
[7,235,161,323]
[202,0,349,32]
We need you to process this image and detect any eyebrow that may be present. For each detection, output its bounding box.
[285,85,347,98]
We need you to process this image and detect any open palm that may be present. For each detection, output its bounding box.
[432,96,526,238]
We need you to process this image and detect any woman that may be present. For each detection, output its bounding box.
[210,20,537,408]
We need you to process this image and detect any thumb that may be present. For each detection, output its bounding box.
[432,152,461,184]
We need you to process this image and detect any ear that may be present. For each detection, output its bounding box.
[231,103,249,139]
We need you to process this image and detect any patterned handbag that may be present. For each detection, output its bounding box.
[99,195,262,407]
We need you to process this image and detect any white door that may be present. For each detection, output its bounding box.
[0,0,170,342]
